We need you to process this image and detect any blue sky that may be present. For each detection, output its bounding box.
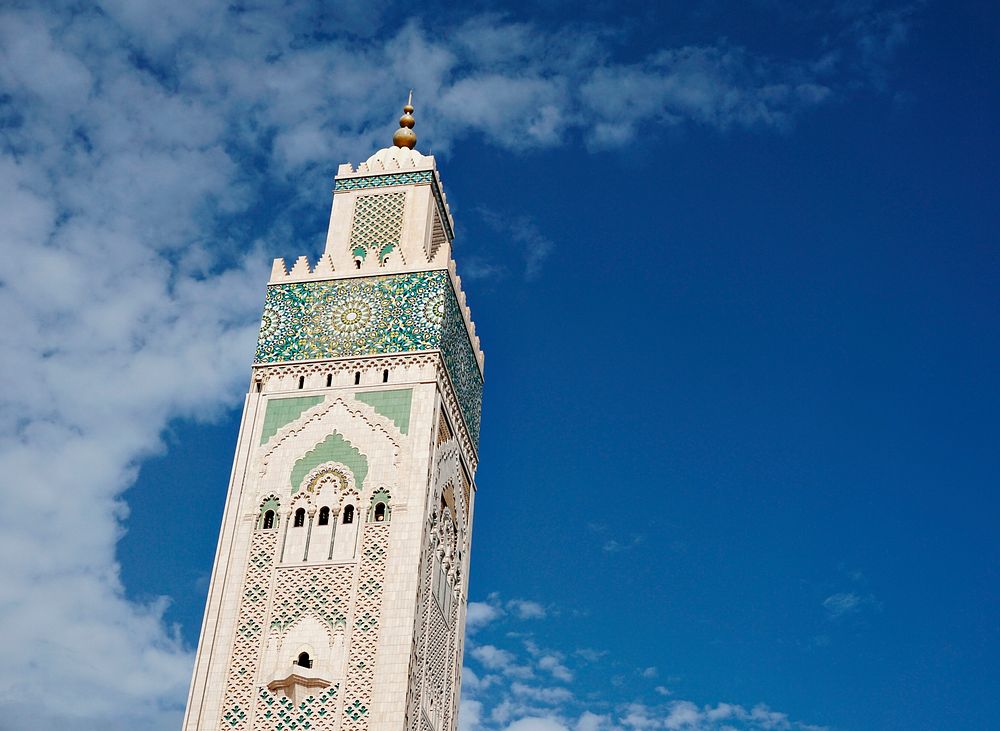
[1,1,998,729]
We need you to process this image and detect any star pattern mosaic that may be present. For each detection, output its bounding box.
[254,271,482,446]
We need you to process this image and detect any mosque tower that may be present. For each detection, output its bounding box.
[182,97,484,731]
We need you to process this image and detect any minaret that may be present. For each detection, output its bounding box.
[183,98,483,731]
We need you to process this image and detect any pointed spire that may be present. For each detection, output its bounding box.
[392,90,417,149]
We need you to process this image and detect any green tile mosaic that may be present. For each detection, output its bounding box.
[334,171,433,191]
[290,432,368,493]
[260,396,324,445]
[254,271,482,446]
[355,389,412,434]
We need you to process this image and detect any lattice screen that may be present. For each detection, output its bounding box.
[270,564,354,632]
[350,193,406,260]
[406,549,433,731]
[426,209,447,261]
[220,530,278,730]
[342,524,390,731]
[408,525,463,731]
[254,684,341,730]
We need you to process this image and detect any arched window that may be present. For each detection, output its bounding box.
[342,505,354,524]
[296,651,312,668]
[374,502,386,522]
[294,508,306,527]
[318,506,330,526]
[262,510,275,530]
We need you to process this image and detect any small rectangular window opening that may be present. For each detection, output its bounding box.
[354,372,361,385]
[382,369,389,383]
[298,376,305,389]
[255,381,262,393]
[326,373,332,387]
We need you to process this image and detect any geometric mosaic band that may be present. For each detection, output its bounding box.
[254,270,482,446]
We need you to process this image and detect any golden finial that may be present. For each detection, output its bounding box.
[392,90,417,149]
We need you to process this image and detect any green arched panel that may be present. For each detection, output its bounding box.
[289,432,368,493]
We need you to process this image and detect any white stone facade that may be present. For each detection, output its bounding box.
[182,145,481,731]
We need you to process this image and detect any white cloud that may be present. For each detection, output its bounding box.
[475,210,555,281]
[471,644,534,679]
[508,599,547,620]
[537,655,574,683]
[511,683,574,705]
[576,711,613,731]
[625,703,664,730]
[822,592,879,619]
[575,647,609,663]
[468,601,505,633]
[506,718,571,731]
[461,699,485,731]
[462,633,826,731]
[822,592,862,617]
[603,536,644,553]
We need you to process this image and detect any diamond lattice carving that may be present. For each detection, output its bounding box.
[342,524,390,731]
[255,684,340,731]
[270,565,354,633]
[350,193,405,261]
[220,530,277,730]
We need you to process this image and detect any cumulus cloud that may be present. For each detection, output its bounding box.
[461,610,825,731]
[537,655,574,683]
[468,601,506,633]
[0,2,913,728]
[509,599,547,620]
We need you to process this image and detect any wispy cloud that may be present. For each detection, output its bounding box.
[509,599,547,620]
[475,209,555,281]
[589,523,645,553]
[468,601,506,633]
[822,591,880,619]
[602,536,645,553]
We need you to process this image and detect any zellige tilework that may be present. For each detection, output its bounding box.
[254,271,482,446]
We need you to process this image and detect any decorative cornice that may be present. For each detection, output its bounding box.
[251,353,480,469]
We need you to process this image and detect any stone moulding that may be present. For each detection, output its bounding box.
[251,353,480,470]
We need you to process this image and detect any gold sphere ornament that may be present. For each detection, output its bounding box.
[393,126,417,148]
[392,91,417,149]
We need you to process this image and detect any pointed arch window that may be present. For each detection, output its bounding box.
[318,506,330,526]
[294,508,306,528]
[342,505,355,524]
